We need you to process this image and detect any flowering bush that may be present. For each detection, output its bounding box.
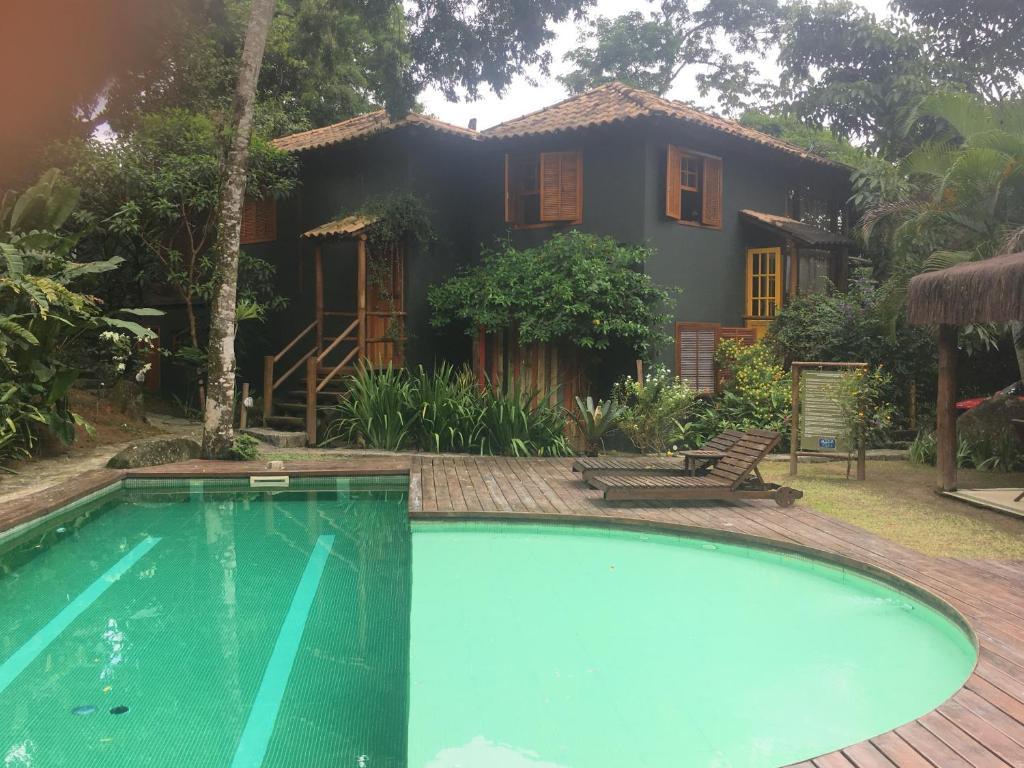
[613,365,696,454]
[678,341,791,449]
[836,367,895,476]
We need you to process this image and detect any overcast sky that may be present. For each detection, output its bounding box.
[419,0,894,130]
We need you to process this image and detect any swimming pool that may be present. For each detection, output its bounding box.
[0,480,975,767]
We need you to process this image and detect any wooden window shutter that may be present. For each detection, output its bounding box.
[701,156,723,228]
[665,145,682,220]
[504,154,513,224]
[539,151,582,222]
[676,322,719,395]
[240,198,277,244]
[718,326,757,346]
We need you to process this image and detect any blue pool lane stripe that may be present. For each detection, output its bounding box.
[231,534,336,768]
[0,536,161,695]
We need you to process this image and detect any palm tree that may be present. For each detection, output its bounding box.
[863,92,1024,377]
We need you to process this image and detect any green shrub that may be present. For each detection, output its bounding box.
[681,341,791,449]
[613,365,696,454]
[766,270,934,426]
[0,169,154,466]
[908,430,937,465]
[229,434,262,461]
[322,363,573,456]
[908,429,1014,470]
[324,363,415,451]
[429,231,673,358]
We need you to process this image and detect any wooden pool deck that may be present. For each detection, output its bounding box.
[4,454,1024,766]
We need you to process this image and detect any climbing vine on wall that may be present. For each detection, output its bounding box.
[347,193,436,345]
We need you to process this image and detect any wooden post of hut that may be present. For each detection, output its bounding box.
[935,324,958,491]
[906,251,1024,493]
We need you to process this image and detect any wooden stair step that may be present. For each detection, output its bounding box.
[265,415,305,431]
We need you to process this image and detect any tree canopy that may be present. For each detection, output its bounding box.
[560,0,781,114]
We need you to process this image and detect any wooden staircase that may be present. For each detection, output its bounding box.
[262,317,365,444]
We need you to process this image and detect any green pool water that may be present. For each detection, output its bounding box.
[0,482,975,768]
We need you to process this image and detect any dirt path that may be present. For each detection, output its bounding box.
[0,413,199,505]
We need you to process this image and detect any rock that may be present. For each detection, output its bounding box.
[957,393,1024,449]
[240,427,306,449]
[106,437,201,469]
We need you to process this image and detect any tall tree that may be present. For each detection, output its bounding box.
[200,0,595,456]
[775,0,1024,157]
[862,93,1024,378]
[560,0,780,114]
[891,0,1024,102]
[203,0,277,458]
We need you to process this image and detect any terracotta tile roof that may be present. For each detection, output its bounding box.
[481,82,843,168]
[270,83,843,168]
[302,214,380,239]
[271,111,477,153]
[740,209,853,247]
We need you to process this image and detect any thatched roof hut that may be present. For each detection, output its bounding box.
[906,250,1024,491]
[907,251,1024,325]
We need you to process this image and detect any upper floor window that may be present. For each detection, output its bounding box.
[504,151,582,226]
[666,146,722,228]
[240,198,277,244]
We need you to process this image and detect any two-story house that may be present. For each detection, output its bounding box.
[240,82,852,424]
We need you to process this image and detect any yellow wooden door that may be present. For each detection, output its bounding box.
[744,247,783,339]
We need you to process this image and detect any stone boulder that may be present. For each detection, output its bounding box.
[106,437,201,469]
[957,392,1024,449]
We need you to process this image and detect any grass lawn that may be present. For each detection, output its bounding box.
[762,459,1024,560]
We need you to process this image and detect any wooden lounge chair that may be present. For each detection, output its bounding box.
[571,430,745,482]
[587,429,802,506]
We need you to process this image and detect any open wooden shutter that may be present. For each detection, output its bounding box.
[539,151,582,222]
[676,322,719,395]
[666,145,682,220]
[241,198,277,244]
[701,156,723,228]
[504,154,513,224]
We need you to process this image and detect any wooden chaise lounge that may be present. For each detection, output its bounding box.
[587,429,802,506]
[571,430,746,482]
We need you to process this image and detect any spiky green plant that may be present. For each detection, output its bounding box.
[573,395,622,455]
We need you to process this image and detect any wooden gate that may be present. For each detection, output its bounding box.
[365,243,405,368]
[472,327,586,409]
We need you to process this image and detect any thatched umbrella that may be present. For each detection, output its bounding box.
[907,251,1024,490]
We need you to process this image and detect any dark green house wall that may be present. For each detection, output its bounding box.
[242,117,850,388]
[240,129,479,381]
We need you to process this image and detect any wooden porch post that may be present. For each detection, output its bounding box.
[262,355,273,421]
[787,238,799,299]
[357,235,367,362]
[789,364,800,476]
[937,325,958,493]
[314,244,324,356]
[936,324,958,491]
[305,355,317,447]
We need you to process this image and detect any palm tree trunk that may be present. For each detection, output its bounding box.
[201,0,276,459]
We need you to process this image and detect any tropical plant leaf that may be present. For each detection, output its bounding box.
[0,317,39,346]
[102,317,158,339]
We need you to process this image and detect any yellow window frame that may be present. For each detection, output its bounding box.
[745,247,784,320]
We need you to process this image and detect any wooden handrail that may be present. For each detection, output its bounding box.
[316,318,359,364]
[274,347,316,390]
[322,310,409,318]
[274,320,317,363]
[317,346,361,393]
